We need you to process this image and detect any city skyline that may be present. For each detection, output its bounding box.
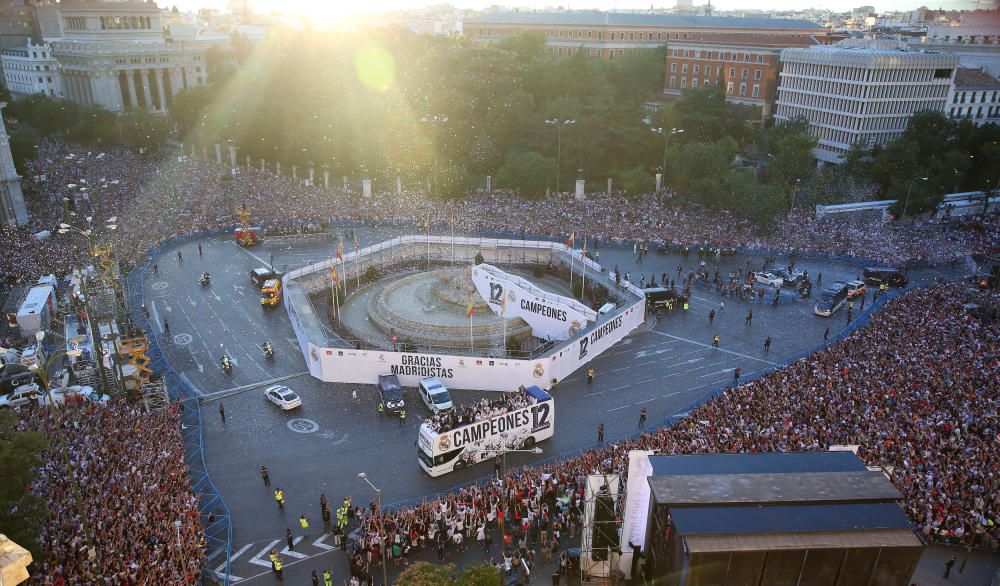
[171,0,996,19]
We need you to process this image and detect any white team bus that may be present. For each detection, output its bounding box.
[417,386,554,477]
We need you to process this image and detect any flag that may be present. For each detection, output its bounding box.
[329,265,340,286]
[467,291,475,319]
[426,215,431,236]
[354,233,360,254]
[581,238,587,261]
[566,232,574,248]
[336,239,343,262]
[500,288,506,315]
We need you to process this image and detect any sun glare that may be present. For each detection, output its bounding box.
[255,0,369,29]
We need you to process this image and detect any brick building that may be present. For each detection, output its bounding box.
[663,33,841,120]
[466,11,826,61]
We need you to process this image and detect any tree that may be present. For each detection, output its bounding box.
[497,150,554,196]
[615,165,654,196]
[170,85,215,137]
[395,561,454,585]
[0,410,49,562]
[9,124,41,174]
[761,118,816,190]
[456,562,501,586]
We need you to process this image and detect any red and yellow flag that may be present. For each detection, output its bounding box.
[354,233,360,254]
[466,291,475,319]
[329,265,340,286]
[566,231,575,248]
[581,238,587,261]
[336,238,344,262]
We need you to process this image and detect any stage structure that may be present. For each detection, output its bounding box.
[580,474,624,584]
[282,235,646,392]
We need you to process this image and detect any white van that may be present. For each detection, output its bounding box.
[417,378,453,414]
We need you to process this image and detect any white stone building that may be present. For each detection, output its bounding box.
[48,1,207,113]
[947,66,1000,126]
[774,40,958,165]
[0,102,28,226]
[1,42,62,98]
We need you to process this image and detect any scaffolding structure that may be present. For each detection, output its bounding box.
[580,473,625,585]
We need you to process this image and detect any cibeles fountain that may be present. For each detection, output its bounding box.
[344,266,533,351]
[282,235,647,391]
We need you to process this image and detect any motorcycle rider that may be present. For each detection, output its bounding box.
[221,355,232,372]
[262,341,274,358]
[200,271,211,285]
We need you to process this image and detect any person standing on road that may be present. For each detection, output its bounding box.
[177,250,183,262]
[587,368,595,384]
[274,556,283,580]
[944,554,956,578]
[286,528,295,550]
[823,327,830,342]
[198,243,203,256]
[300,514,309,531]
[719,301,726,312]
[323,568,333,586]
[260,465,270,486]
[712,334,720,348]
[153,262,158,275]
[708,309,716,324]
[638,408,647,427]
[733,368,741,384]
[218,402,225,423]
[163,319,170,336]
[312,570,320,586]
[274,488,285,509]
[597,423,604,443]
[764,336,772,353]
[745,311,753,326]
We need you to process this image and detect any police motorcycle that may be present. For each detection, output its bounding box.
[199,272,211,287]
[220,354,233,375]
[262,342,275,360]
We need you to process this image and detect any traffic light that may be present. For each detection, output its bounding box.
[592,489,616,561]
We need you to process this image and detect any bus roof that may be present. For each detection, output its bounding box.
[524,385,551,402]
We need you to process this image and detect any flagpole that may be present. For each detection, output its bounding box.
[451,218,455,265]
[426,215,431,268]
[502,294,507,356]
[355,241,360,289]
[569,241,575,292]
[342,257,348,296]
[581,238,587,300]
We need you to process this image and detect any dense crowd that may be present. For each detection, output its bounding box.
[345,284,999,579]
[2,141,997,288]
[2,142,998,583]
[423,387,536,434]
[19,402,204,585]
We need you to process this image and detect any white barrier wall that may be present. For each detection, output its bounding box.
[284,235,647,391]
[472,263,596,341]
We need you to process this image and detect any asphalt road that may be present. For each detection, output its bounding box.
[142,228,961,584]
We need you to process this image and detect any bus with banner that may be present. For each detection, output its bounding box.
[417,386,554,477]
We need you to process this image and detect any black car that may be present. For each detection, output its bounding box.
[863,267,907,288]
[249,267,282,287]
[377,374,405,414]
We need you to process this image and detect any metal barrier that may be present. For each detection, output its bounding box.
[126,245,233,586]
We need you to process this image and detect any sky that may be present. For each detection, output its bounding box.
[170,0,995,19]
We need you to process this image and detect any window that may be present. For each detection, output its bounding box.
[741,69,748,79]
[611,32,616,40]
[756,55,764,63]
[743,53,751,62]
[670,63,676,73]
[657,32,662,40]
[629,32,634,40]
[704,78,710,86]
[669,76,676,88]
[739,83,747,96]
[682,64,688,73]
[754,70,761,80]
[692,79,698,88]
[694,64,699,74]
[727,82,734,93]
[752,85,760,97]
[729,67,735,78]
[681,78,687,88]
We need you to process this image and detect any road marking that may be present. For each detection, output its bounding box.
[646,330,779,365]
[173,333,193,346]
[280,536,307,558]
[700,369,735,377]
[179,372,204,397]
[636,397,657,404]
[233,241,272,266]
[583,390,604,397]
[247,540,281,568]
[287,418,320,433]
[215,543,253,578]
[151,300,162,332]
[151,280,169,291]
[211,570,244,583]
[605,404,630,412]
[199,371,311,402]
[311,534,335,550]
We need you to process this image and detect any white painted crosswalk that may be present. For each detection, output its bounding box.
[214,533,346,583]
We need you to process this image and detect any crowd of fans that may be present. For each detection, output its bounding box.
[423,387,537,434]
[344,284,999,578]
[2,141,998,582]
[18,402,204,584]
[2,141,997,289]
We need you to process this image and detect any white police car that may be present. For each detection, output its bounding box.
[264,385,302,410]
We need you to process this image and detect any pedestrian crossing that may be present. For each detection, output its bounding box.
[212,532,344,583]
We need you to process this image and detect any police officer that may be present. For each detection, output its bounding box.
[274,488,285,509]
[587,368,595,384]
[712,334,720,348]
[399,408,406,425]
[323,568,334,586]
[268,549,278,573]
[274,556,284,580]
[300,514,309,531]
[260,465,270,486]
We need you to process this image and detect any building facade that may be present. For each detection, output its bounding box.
[467,12,826,61]
[947,66,1000,126]
[0,1,41,52]
[663,33,840,119]
[1,42,61,98]
[47,1,207,114]
[775,40,958,164]
[0,102,28,226]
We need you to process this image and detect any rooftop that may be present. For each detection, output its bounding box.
[468,11,825,31]
[666,32,837,48]
[953,66,1000,89]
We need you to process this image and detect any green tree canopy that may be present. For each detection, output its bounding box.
[0,410,49,561]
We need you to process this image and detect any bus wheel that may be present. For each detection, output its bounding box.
[522,436,536,449]
[453,460,465,471]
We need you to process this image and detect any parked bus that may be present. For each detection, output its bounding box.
[815,281,849,317]
[417,386,553,477]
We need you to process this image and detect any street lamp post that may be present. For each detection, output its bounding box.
[900,176,929,223]
[650,127,683,192]
[545,119,575,193]
[357,473,389,586]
